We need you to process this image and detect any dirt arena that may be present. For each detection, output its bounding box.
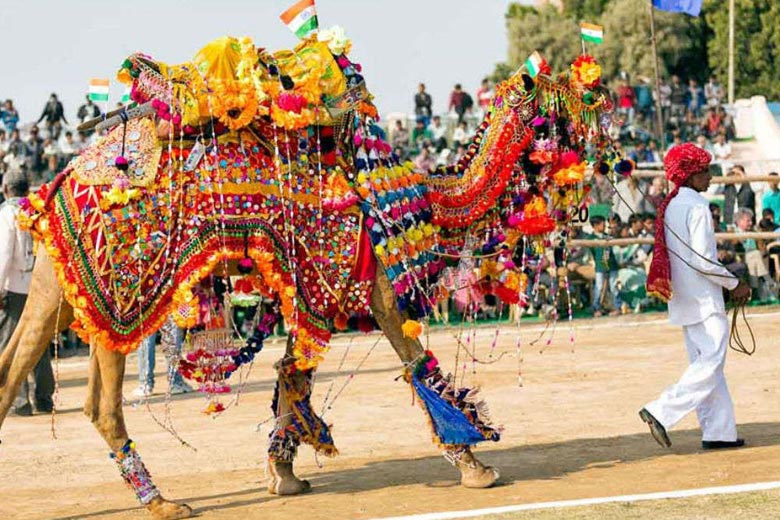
[1,309,779,520]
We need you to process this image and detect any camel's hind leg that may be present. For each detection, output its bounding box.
[0,250,72,429]
[85,342,193,519]
[370,268,499,488]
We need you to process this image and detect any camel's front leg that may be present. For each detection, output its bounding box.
[370,268,499,488]
[266,331,335,495]
[85,343,192,519]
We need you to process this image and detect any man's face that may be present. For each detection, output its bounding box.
[592,221,605,233]
[643,219,654,232]
[737,215,752,231]
[688,170,712,192]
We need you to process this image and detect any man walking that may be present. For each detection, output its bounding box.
[641,143,751,449]
[0,170,54,415]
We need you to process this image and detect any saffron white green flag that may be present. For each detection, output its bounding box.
[280,0,319,39]
[88,78,110,103]
[524,51,545,78]
[580,22,604,44]
[121,87,131,104]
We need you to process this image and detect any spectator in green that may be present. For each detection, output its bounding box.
[762,172,780,224]
[410,119,432,154]
[588,216,621,317]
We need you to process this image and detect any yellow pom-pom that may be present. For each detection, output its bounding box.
[401,319,423,340]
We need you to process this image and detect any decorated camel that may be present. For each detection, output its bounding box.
[0,24,617,520]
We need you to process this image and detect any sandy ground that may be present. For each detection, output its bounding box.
[0,309,779,520]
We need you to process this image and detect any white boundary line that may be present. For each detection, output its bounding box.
[374,481,780,520]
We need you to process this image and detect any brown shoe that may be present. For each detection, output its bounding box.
[639,408,671,448]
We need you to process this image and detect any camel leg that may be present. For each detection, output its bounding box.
[370,268,499,488]
[0,250,72,429]
[85,342,193,519]
[266,333,312,496]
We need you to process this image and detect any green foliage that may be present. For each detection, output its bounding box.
[498,0,779,99]
[704,0,780,99]
[499,4,581,77]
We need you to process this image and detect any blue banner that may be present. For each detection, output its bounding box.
[652,0,703,16]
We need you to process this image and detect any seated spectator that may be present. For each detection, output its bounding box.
[705,108,723,138]
[709,202,726,231]
[758,208,778,232]
[712,133,732,170]
[587,216,620,317]
[646,140,661,163]
[590,168,614,204]
[452,121,470,148]
[762,172,780,225]
[427,115,448,152]
[448,83,473,124]
[59,131,80,164]
[43,138,59,176]
[411,119,432,153]
[612,224,648,313]
[645,176,666,211]
[629,141,654,164]
[390,120,410,153]
[608,213,622,236]
[413,146,436,173]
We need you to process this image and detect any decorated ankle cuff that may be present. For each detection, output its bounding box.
[111,440,161,505]
[267,426,300,463]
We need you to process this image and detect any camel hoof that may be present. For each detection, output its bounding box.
[267,461,312,496]
[147,496,194,520]
[460,465,499,489]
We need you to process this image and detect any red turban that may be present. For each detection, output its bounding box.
[646,143,711,301]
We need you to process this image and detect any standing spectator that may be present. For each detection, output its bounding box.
[413,146,436,173]
[704,75,724,108]
[0,129,7,154]
[77,95,102,124]
[37,93,68,140]
[705,108,724,138]
[735,208,776,301]
[26,126,45,177]
[615,78,636,123]
[414,83,432,128]
[587,216,620,317]
[132,317,192,397]
[612,175,650,223]
[0,100,20,133]
[629,141,653,164]
[0,170,53,416]
[427,115,448,152]
[635,78,654,119]
[669,75,687,120]
[722,165,755,225]
[4,129,28,170]
[448,83,473,124]
[475,78,493,115]
[687,79,704,117]
[762,172,780,224]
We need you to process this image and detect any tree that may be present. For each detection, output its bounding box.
[704,0,780,99]
[562,0,610,20]
[596,0,707,83]
[498,4,581,78]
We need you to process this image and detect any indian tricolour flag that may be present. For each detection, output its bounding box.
[88,78,110,103]
[580,22,604,44]
[121,87,131,104]
[524,51,545,78]
[280,0,319,39]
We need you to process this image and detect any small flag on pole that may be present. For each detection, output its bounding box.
[88,78,110,103]
[121,87,131,104]
[580,22,604,45]
[524,51,546,79]
[280,0,319,39]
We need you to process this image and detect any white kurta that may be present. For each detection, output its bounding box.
[644,187,741,441]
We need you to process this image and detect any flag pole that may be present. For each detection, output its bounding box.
[648,0,666,149]
[728,0,735,105]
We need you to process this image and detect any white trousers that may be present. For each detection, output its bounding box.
[644,313,738,442]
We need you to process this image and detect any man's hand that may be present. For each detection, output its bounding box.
[730,281,752,305]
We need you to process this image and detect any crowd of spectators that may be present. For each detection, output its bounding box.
[0,94,112,196]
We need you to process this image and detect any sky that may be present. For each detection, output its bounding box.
[0,0,525,126]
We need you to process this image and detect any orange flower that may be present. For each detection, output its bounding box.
[552,161,586,186]
[402,319,423,339]
[529,150,556,165]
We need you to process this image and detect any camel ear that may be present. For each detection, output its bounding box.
[521,74,535,92]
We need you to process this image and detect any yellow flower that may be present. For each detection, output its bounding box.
[402,319,423,340]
